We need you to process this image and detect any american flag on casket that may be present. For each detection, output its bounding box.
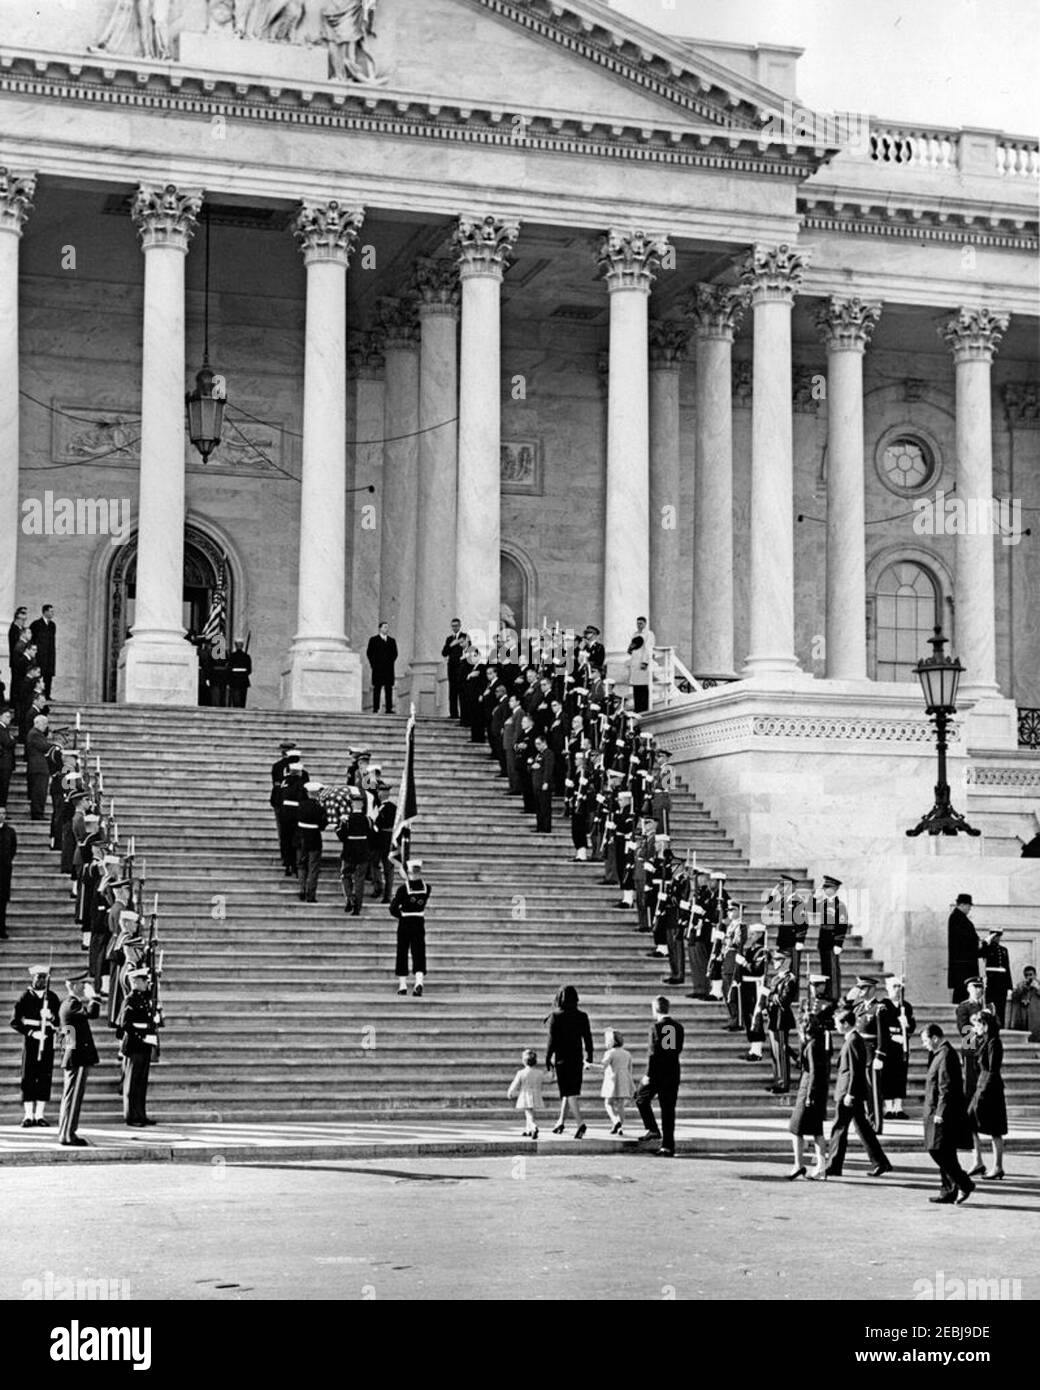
[317,785,354,824]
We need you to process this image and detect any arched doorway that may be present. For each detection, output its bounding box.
[104,525,234,702]
[501,544,536,636]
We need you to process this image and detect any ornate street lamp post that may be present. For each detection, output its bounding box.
[906,625,980,837]
[186,207,226,462]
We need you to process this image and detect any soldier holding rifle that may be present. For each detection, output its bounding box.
[10,963,61,1126]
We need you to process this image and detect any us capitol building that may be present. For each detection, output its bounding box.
[0,0,1037,990]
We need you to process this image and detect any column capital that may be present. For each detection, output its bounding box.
[414,256,460,318]
[131,183,202,253]
[453,214,520,279]
[739,243,808,305]
[939,306,1010,363]
[598,229,670,293]
[813,295,882,352]
[292,200,364,267]
[347,329,385,381]
[374,295,420,351]
[0,168,36,237]
[648,319,690,369]
[682,282,748,340]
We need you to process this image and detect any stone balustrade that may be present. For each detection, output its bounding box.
[866,121,1039,178]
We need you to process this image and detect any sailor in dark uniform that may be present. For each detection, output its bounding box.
[0,803,15,939]
[10,965,61,1126]
[56,973,101,1147]
[116,968,160,1127]
[338,787,373,915]
[389,859,431,996]
[980,928,1012,1026]
[816,874,849,1002]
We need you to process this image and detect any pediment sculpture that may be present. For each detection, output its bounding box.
[92,0,386,85]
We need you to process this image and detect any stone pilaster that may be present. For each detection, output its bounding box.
[647,320,688,652]
[0,169,34,687]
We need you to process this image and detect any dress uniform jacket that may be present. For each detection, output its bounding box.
[878,997,916,1098]
[980,939,1012,1021]
[923,1040,973,1152]
[0,820,16,933]
[767,972,799,1034]
[10,987,61,1100]
[0,721,16,805]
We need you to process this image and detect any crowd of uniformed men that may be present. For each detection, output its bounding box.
[7,722,163,1146]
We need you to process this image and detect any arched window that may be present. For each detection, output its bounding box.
[874,560,939,682]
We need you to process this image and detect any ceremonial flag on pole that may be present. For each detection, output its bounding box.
[391,706,418,857]
[200,569,226,646]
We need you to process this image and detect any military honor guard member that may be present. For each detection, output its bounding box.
[270,739,296,853]
[739,925,769,1059]
[277,752,308,877]
[337,787,373,916]
[10,964,62,1126]
[979,927,1012,1026]
[955,975,986,1037]
[826,1008,892,1179]
[295,781,328,904]
[920,1023,975,1204]
[764,952,799,1094]
[634,995,684,1157]
[389,859,431,997]
[116,967,160,1127]
[57,973,101,1147]
[948,892,982,1002]
[816,874,849,1001]
[879,976,916,1120]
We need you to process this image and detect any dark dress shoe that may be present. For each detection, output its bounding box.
[126,1122,147,1128]
[661,976,682,985]
[656,1148,674,1158]
[825,1166,842,1178]
[967,1162,986,1177]
[956,1180,975,1204]
[59,1137,89,1147]
[20,1118,36,1128]
[787,1166,807,1181]
[929,1192,957,1204]
[35,1118,50,1127]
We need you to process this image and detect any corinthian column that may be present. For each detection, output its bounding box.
[118,183,201,705]
[684,284,746,677]
[0,169,34,687]
[453,215,519,651]
[599,229,670,674]
[375,295,420,688]
[814,297,881,682]
[282,199,364,711]
[648,320,688,651]
[739,243,807,679]
[940,306,1010,701]
[411,257,460,713]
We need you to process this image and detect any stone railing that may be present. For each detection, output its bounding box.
[867,121,1039,178]
[1018,708,1040,749]
[652,649,743,707]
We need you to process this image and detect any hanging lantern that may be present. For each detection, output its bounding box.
[186,362,226,463]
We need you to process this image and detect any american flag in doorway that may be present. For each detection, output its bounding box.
[200,569,227,645]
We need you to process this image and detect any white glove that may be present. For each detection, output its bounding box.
[795,942,805,951]
[872,1057,884,1072]
[834,946,843,956]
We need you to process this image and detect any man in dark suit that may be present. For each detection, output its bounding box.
[0,806,17,940]
[948,892,981,1002]
[635,995,685,1157]
[24,713,54,820]
[29,605,56,698]
[530,733,554,833]
[440,618,468,719]
[921,1023,975,1203]
[227,640,252,708]
[57,974,101,1146]
[366,622,398,714]
[0,705,16,808]
[826,1008,892,1177]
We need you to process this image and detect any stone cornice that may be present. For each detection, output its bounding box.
[0,47,826,180]
[800,194,1038,251]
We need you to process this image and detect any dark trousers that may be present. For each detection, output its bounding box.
[828,1096,888,1173]
[372,677,394,713]
[297,848,321,901]
[985,985,1008,1027]
[58,1064,90,1142]
[769,1028,791,1090]
[123,1049,151,1124]
[88,931,108,992]
[635,1074,679,1149]
[666,924,685,981]
[371,856,394,903]
[535,788,553,832]
[688,939,709,994]
[279,812,299,871]
[632,685,650,713]
[448,666,461,718]
[928,1136,972,1195]
[520,771,535,814]
[28,770,48,819]
[395,921,426,976]
[0,762,12,807]
[0,892,8,937]
[341,857,369,911]
[570,812,588,852]
[227,682,248,708]
[820,944,842,1002]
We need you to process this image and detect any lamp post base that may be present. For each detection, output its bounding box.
[906,795,981,838]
